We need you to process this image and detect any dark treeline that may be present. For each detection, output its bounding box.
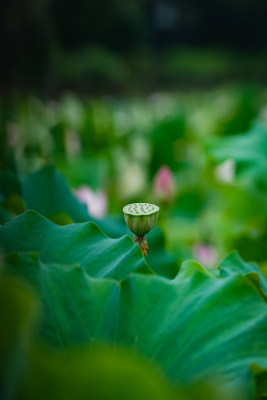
[1,0,267,93]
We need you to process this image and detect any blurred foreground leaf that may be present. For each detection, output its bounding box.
[0,276,36,400]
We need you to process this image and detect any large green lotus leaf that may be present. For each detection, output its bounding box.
[220,251,267,300]
[118,265,267,394]
[0,211,150,280]
[4,250,267,397]
[0,271,241,400]
[99,221,178,279]
[1,192,178,278]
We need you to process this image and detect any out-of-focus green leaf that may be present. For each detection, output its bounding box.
[0,206,13,225]
[1,194,25,215]
[21,165,89,222]
[250,364,267,400]
[0,170,24,223]
[0,170,21,198]
[0,275,36,400]
[20,345,177,400]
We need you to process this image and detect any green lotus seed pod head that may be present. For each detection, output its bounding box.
[123,203,160,237]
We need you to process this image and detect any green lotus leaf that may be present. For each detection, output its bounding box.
[0,210,151,280]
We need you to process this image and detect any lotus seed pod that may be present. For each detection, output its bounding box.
[123,203,159,236]
[123,203,159,256]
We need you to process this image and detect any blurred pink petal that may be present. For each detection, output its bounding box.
[193,243,218,269]
[74,185,107,219]
[153,165,176,203]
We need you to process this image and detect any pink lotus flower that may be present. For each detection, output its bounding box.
[74,185,107,219]
[153,165,176,204]
[193,243,218,269]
